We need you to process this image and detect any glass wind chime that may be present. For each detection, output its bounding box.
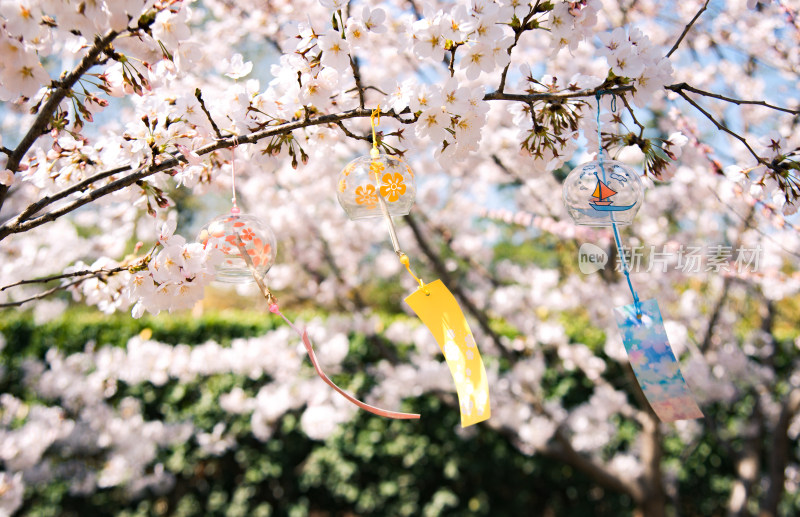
[198,147,419,419]
[562,92,702,423]
[335,108,491,427]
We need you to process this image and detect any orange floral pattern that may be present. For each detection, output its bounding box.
[379,172,406,202]
[369,160,385,176]
[355,184,378,209]
[240,228,255,241]
[203,224,274,268]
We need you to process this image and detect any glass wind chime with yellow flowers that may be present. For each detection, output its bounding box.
[335,108,491,426]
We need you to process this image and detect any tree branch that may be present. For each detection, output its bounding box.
[349,55,366,109]
[0,108,396,241]
[448,46,457,77]
[728,401,762,517]
[335,121,371,143]
[671,87,768,168]
[545,428,645,501]
[0,265,131,292]
[0,278,86,308]
[700,277,731,353]
[9,164,134,227]
[667,82,800,115]
[3,82,632,242]
[484,84,634,103]
[619,94,647,137]
[5,80,777,243]
[0,29,120,212]
[636,413,666,517]
[514,382,644,500]
[666,0,711,58]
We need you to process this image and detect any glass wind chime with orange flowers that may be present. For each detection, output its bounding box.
[335,109,491,427]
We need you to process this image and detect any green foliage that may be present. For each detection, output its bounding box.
[1,310,637,516]
[4,300,800,516]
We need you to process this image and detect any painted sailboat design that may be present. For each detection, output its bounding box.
[588,175,636,212]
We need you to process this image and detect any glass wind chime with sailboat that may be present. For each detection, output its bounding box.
[563,157,643,226]
[562,93,702,422]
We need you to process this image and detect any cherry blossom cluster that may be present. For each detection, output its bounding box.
[127,219,222,317]
[63,219,222,317]
[597,26,673,107]
[0,0,181,101]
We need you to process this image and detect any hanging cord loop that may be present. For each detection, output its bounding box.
[369,106,429,295]
[595,91,642,319]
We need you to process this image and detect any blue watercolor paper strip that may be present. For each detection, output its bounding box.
[614,298,703,422]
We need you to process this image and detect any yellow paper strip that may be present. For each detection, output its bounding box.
[405,279,491,427]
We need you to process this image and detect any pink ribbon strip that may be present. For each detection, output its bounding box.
[270,304,420,420]
[232,232,419,420]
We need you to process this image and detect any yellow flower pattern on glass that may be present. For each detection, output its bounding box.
[380,172,406,202]
[355,184,378,209]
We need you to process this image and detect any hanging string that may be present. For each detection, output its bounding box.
[230,145,239,213]
[595,91,642,319]
[369,106,430,295]
[370,106,380,154]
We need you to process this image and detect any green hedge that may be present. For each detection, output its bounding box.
[0,310,637,516]
[3,309,798,516]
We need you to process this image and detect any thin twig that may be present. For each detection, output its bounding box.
[335,121,371,143]
[484,84,634,102]
[497,5,538,94]
[0,265,132,292]
[349,55,366,109]
[195,88,224,139]
[705,187,800,259]
[619,94,647,137]
[672,88,767,168]
[666,0,711,58]
[667,82,800,115]
[406,0,422,20]
[490,153,559,218]
[0,278,85,308]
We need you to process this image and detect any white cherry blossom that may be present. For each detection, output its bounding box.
[317,30,352,72]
